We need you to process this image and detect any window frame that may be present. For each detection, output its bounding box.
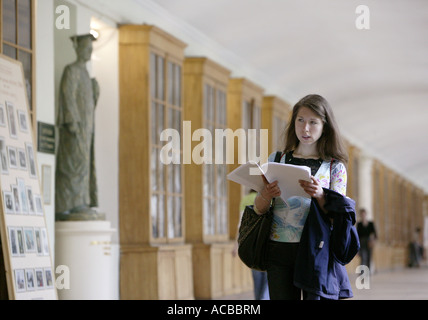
[149,48,184,244]
[242,98,261,195]
[202,80,229,242]
[0,0,36,134]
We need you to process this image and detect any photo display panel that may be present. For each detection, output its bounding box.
[0,54,57,300]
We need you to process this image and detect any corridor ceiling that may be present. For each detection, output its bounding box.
[90,0,428,192]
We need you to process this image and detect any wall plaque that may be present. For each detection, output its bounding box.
[37,122,55,154]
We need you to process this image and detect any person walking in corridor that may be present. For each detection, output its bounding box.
[357,208,377,272]
[253,94,357,300]
[408,227,424,268]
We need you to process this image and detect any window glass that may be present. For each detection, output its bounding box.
[174,164,181,194]
[151,195,158,238]
[157,103,164,145]
[202,85,228,238]
[18,49,32,108]
[158,195,165,238]
[157,56,164,100]
[150,52,183,241]
[167,196,174,238]
[175,108,181,136]
[150,53,157,98]
[174,197,182,237]
[3,44,16,59]
[3,0,17,44]
[175,65,181,107]
[168,62,174,105]
[151,149,158,191]
[18,0,31,49]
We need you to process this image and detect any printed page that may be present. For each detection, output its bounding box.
[227,161,312,202]
[226,162,265,192]
[260,162,311,201]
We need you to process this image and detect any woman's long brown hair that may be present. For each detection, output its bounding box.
[283,94,348,165]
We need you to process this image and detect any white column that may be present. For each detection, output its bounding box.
[55,221,117,300]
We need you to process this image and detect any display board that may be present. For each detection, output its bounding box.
[0,54,57,300]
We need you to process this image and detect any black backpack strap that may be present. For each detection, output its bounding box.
[266,151,283,209]
[274,151,283,163]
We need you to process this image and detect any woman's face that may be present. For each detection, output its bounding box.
[295,106,324,147]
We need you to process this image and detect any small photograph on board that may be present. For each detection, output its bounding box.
[34,228,43,255]
[3,191,15,214]
[35,269,45,290]
[0,103,6,127]
[25,143,37,179]
[7,146,18,169]
[25,269,35,291]
[12,185,21,214]
[17,148,27,170]
[15,269,26,293]
[16,227,25,255]
[23,227,36,253]
[0,137,8,174]
[41,228,50,256]
[44,268,54,289]
[34,194,43,216]
[26,186,35,215]
[5,101,18,139]
[8,227,19,257]
[17,178,29,214]
[17,110,29,133]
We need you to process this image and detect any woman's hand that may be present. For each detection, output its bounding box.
[299,176,324,200]
[261,175,281,200]
[254,175,281,215]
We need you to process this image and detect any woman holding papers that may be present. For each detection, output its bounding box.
[253,94,350,300]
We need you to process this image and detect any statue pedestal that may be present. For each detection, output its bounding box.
[55,220,117,300]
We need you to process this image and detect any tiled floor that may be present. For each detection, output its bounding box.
[349,266,428,300]
[217,266,428,300]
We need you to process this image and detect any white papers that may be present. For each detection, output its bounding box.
[226,162,266,193]
[227,161,312,201]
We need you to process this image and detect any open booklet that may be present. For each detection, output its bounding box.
[227,161,312,201]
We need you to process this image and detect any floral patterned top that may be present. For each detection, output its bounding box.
[265,151,347,243]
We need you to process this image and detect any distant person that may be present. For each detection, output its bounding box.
[408,227,424,268]
[233,189,270,300]
[356,208,377,272]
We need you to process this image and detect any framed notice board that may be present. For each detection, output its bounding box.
[0,54,57,300]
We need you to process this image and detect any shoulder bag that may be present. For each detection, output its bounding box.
[237,151,282,271]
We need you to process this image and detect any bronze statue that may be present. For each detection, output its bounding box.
[55,34,104,221]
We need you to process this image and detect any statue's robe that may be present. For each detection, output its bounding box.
[55,62,97,214]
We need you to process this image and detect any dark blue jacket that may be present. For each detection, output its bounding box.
[294,189,360,299]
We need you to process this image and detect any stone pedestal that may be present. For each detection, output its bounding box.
[55,220,116,300]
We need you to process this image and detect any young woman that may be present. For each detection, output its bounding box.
[254,94,349,300]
